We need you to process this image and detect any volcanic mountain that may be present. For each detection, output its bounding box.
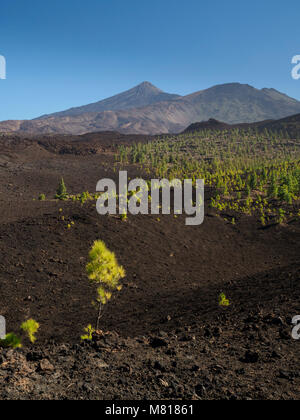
[36,81,181,119]
[1,82,300,135]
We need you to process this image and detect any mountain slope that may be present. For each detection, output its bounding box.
[262,112,300,138]
[183,83,300,124]
[184,113,300,138]
[36,81,181,119]
[1,83,300,135]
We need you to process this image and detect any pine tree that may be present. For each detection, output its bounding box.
[86,241,126,330]
[268,174,278,199]
[249,172,257,190]
[55,178,68,200]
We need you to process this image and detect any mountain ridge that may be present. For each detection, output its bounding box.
[1,82,300,135]
[184,113,300,138]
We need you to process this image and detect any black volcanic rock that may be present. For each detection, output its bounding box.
[183,118,231,133]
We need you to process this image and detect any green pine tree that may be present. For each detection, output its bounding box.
[55,178,68,200]
[86,240,126,330]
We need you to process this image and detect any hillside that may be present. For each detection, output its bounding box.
[184,113,300,138]
[262,113,300,138]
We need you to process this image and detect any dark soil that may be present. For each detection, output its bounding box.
[0,134,299,400]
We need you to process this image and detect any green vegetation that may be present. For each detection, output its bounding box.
[86,240,126,331]
[219,293,230,307]
[55,178,68,200]
[116,128,300,225]
[0,333,22,349]
[38,193,46,201]
[21,319,40,344]
[61,190,101,205]
[0,318,40,348]
[120,211,128,221]
[81,324,95,341]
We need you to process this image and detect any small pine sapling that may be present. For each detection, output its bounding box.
[0,319,40,348]
[86,240,126,331]
[219,293,230,307]
[120,210,128,221]
[81,324,95,341]
[0,333,22,349]
[21,319,40,343]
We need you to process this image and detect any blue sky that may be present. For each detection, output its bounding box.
[0,0,299,120]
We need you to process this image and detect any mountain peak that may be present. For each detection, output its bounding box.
[36,82,180,119]
[138,81,157,88]
[134,81,163,93]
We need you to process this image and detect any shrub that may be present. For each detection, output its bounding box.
[86,240,125,330]
[39,194,46,201]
